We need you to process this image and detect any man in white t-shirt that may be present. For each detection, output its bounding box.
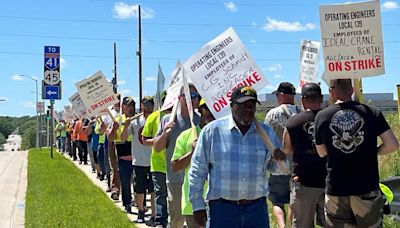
[265,82,302,228]
[129,96,156,225]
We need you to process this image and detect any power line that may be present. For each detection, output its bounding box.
[1,15,400,27]
[1,33,400,45]
[1,50,399,62]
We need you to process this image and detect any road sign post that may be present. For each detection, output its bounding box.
[42,46,60,158]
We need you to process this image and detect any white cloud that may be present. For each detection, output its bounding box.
[252,22,257,27]
[249,39,257,43]
[60,57,67,69]
[145,77,157,82]
[382,1,399,11]
[224,2,238,12]
[113,2,155,19]
[11,74,24,81]
[0,96,7,101]
[263,17,316,32]
[273,74,284,79]
[22,101,35,109]
[117,80,126,86]
[120,89,131,96]
[264,63,283,72]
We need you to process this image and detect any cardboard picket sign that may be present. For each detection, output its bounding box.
[69,92,90,120]
[161,62,183,111]
[184,27,268,119]
[63,105,74,122]
[75,71,119,117]
[319,0,385,80]
[299,40,321,87]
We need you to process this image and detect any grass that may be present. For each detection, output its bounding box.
[26,148,134,228]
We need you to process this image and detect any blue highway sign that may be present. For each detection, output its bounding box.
[44,85,61,100]
[44,46,60,70]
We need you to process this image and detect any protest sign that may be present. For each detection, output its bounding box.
[161,62,183,111]
[63,105,74,122]
[75,71,119,116]
[185,27,268,119]
[69,92,89,120]
[156,63,166,110]
[299,40,320,87]
[319,0,384,80]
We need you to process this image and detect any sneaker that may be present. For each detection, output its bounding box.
[79,161,82,164]
[111,192,119,200]
[145,217,157,227]
[125,205,132,214]
[106,187,112,192]
[99,174,105,181]
[135,210,145,223]
[84,161,88,165]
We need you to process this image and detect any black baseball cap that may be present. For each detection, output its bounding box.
[122,96,135,106]
[273,82,296,95]
[230,86,261,104]
[301,83,322,98]
[141,96,154,106]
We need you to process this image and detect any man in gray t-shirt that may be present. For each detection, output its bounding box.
[154,84,200,228]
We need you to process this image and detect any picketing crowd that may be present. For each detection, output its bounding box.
[53,79,399,228]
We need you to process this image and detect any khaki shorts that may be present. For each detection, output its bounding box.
[325,189,385,228]
[290,181,325,228]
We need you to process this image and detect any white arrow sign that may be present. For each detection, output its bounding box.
[47,90,57,96]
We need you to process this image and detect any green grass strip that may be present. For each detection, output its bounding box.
[26,148,134,227]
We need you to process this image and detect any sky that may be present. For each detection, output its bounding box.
[0,0,399,117]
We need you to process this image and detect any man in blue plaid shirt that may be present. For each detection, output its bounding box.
[189,85,287,228]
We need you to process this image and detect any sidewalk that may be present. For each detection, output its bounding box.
[62,152,153,228]
[0,150,27,228]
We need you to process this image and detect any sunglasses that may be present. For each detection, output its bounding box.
[181,93,199,99]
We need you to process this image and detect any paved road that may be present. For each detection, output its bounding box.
[0,135,27,228]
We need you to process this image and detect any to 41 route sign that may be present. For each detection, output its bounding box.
[43,46,61,100]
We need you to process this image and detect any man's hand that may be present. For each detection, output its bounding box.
[123,118,131,127]
[163,121,175,134]
[191,139,198,152]
[193,210,207,226]
[112,122,120,130]
[272,148,286,161]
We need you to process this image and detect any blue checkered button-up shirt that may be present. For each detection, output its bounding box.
[189,115,282,212]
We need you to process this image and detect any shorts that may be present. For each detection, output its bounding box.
[325,189,385,228]
[268,174,291,206]
[290,181,325,228]
[133,166,154,194]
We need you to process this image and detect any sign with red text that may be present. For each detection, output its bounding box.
[319,0,384,79]
[299,40,320,87]
[75,71,119,116]
[185,27,268,119]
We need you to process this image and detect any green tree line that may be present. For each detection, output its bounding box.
[0,116,37,150]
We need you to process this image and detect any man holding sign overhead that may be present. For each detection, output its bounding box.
[154,84,200,228]
[189,86,286,228]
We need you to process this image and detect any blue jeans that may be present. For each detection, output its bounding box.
[97,143,106,175]
[118,159,133,207]
[59,136,66,152]
[207,197,269,228]
[152,172,168,226]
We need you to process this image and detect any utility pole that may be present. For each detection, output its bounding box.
[138,4,143,111]
[113,42,118,93]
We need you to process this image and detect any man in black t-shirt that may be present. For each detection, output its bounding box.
[314,79,399,228]
[283,83,327,228]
